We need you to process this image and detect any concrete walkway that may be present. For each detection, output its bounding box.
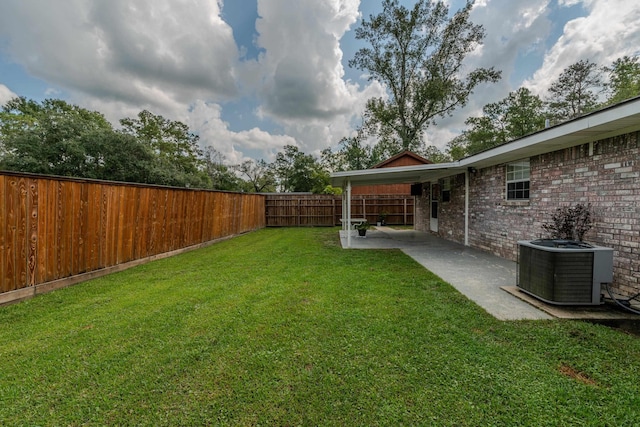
[340,227,553,321]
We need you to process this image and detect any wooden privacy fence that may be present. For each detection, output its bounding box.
[0,172,265,303]
[265,193,414,227]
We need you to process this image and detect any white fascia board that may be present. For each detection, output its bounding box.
[330,162,465,187]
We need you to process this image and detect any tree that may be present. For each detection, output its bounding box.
[546,59,603,122]
[369,138,404,166]
[331,136,373,171]
[420,145,450,163]
[201,147,244,191]
[349,0,501,151]
[120,110,211,188]
[0,97,114,176]
[445,134,469,160]
[83,130,159,183]
[272,145,328,193]
[461,87,545,156]
[464,101,509,153]
[504,88,545,138]
[236,159,276,193]
[604,55,640,105]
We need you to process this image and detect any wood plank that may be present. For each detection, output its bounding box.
[135,187,150,259]
[16,178,28,290]
[0,176,7,292]
[147,188,161,255]
[45,180,58,281]
[120,186,135,263]
[70,182,83,275]
[35,179,48,284]
[201,193,212,242]
[161,189,171,252]
[99,185,109,269]
[60,181,74,278]
[104,185,118,267]
[27,178,38,287]
[86,183,101,272]
[158,189,167,253]
[115,186,127,265]
[78,182,89,273]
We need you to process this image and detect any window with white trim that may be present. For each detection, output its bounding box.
[506,160,530,200]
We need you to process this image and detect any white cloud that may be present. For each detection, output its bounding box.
[425,0,553,148]
[525,0,640,96]
[0,0,383,161]
[0,0,239,110]
[251,0,384,153]
[0,84,17,105]
[186,100,297,164]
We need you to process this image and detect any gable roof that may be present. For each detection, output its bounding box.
[372,150,432,169]
[331,96,640,187]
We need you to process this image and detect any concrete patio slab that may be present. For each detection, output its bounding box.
[339,227,638,322]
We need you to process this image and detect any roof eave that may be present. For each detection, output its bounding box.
[331,97,640,188]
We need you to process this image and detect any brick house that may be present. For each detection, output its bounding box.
[332,97,640,297]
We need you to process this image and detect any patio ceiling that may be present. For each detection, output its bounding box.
[331,96,640,188]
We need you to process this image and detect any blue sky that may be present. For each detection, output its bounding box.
[1,0,639,164]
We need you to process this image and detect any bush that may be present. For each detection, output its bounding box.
[541,203,593,241]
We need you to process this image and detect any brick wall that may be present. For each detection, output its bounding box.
[426,131,640,297]
[439,174,466,243]
[530,132,640,297]
[415,183,429,232]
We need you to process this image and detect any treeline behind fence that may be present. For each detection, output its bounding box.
[0,172,265,304]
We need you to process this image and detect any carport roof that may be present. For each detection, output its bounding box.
[331,96,640,188]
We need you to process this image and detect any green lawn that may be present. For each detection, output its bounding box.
[1,228,639,426]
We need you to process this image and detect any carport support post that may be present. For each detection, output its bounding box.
[464,169,470,246]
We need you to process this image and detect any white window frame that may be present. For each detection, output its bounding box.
[506,160,530,200]
[441,177,451,202]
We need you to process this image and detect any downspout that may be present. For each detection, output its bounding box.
[465,170,470,246]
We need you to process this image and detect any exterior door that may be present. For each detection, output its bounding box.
[430,183,438,232]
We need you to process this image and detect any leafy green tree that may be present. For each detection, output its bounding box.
[349,0,501,151]
[272,145,328,193]
[420,145,450,163]
[83,130,159,183]
[0,97,113,176]
[331,136,373,171]
[236,159,276,193]
[459,87,545,156]
[464,102,508,152]
[445,134,469,161]
[504,88,545,138]
[201,147,245,191]
[120,110,211,188]
[604,55,640,105]
[546,59,603,122]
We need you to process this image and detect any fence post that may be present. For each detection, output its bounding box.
[332,197,336,226]
[362,198,366,221]
[404,198,407,225]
